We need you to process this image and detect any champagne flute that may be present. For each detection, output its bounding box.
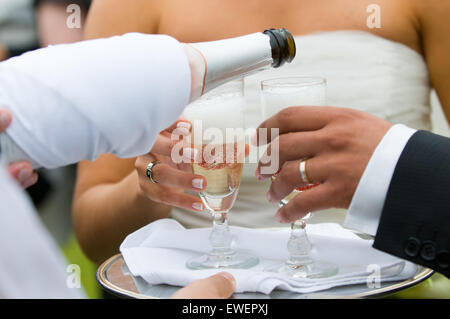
[183,79,259,269]
[261,77,338,278]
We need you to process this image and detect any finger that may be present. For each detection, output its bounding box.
[170,272,235,299]
[256,132,321,180]
[7,162,38,188]
[254,106,337,145]
[159,191,205,212]
[136,157,206,192]
[152,131,191,158]
[8,162,34,182]
[266,161,307,203]
[153,164,206,191]
[152,136,194,162]
[0,109,12,132]
[150,135,175,157]
[154,126,194,159]
[160,120,192,141]
[163,119,192,135]
[139,180,205,212]
[275,182,336,223]
[152,163,206,191]
[266,157,327,202]
[22,173,39,189]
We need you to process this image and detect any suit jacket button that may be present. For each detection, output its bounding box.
[404,237,421,257]
[420,241,436,261]
[437,250,450,269]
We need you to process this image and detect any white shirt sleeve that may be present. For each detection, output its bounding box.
[0,33,191,168]
[0,34,190,298]
[344,124,417,236]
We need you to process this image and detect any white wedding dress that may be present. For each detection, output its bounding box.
[172,30,432,228]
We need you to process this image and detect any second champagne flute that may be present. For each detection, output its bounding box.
[183,79,259,270]
[261,77,338,278]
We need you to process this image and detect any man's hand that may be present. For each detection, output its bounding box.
[170,272,236,299]
[254,106,392,223]
[0,109,38,188]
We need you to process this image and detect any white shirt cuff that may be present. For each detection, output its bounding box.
[344,124,417,236]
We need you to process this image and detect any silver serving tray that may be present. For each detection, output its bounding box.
[97,253,433,299]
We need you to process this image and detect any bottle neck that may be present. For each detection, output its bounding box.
[263,29,296,68]
[188,33,273,96]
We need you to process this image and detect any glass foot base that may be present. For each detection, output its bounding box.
[266,260,338,279]
[186,251,259,270]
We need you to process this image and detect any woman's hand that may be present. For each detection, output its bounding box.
[73,120,206,263]
[0,109,38,188]
[134,120,207,212]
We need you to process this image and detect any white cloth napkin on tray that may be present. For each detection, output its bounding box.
[120,219,417,294]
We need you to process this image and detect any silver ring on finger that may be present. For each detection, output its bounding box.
[299,159,312,185]
[146,160,161,184]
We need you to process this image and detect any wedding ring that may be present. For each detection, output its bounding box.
[146,161,161,184]
[299,159,311,184]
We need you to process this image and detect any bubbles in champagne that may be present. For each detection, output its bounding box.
[192,142,243,213]
[261,77,327,119]
[183,95,245,140]
[184,80,246,213]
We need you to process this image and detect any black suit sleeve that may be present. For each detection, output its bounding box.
[373,130,450,278]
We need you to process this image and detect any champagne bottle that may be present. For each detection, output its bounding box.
[0,31,296,168]
[186,28,296,100]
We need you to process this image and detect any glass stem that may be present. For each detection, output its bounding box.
[209,212,234,256]
[286,219,313,266]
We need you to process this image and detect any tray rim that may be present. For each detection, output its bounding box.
[97,253,434,299]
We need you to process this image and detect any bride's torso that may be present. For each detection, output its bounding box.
[172,31,432,228]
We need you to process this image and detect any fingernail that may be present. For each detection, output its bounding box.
[182,148,198,161]
[177,127,190,136]
[22,175,37,189]
[217,272,236,286]
[192,202,204,211]
[18,167,32,182]
[177,122,191,131]
[192,178,204,190]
